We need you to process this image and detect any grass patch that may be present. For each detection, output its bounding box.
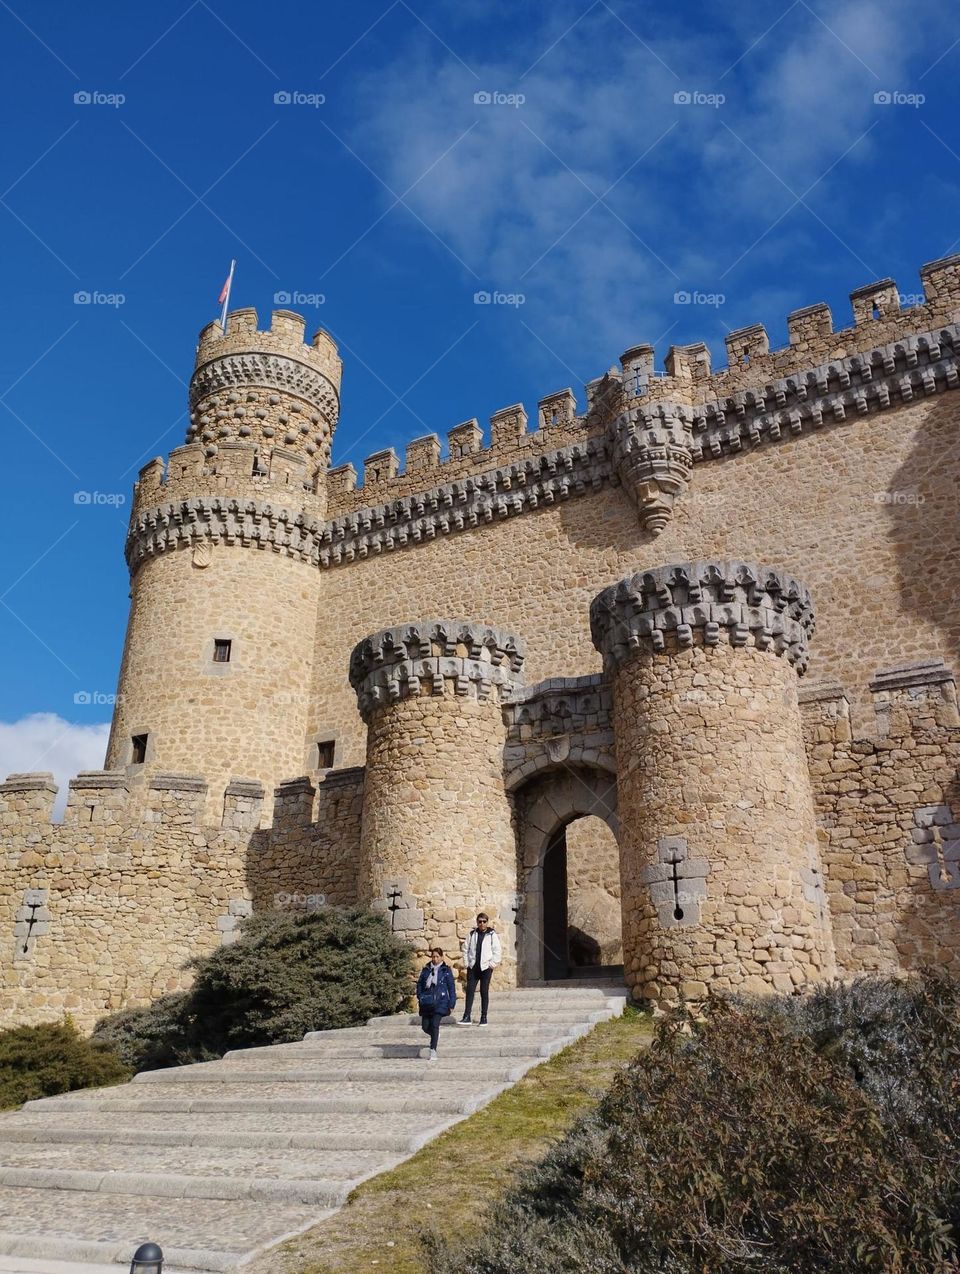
[246,1007,652,1274]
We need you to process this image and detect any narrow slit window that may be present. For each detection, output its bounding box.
[131,734,148,764]
[316,740,335,769]
[213,639,232,664]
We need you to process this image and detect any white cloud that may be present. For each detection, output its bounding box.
[345,0,950,373]
[0,714,110,820]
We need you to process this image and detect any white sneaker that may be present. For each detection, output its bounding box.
[428,1048,438,1062]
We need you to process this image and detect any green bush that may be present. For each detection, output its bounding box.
[93,906,415,1071]
[0,1018,130,1110]
[89,992,202,1071]
[428,970,960,1274]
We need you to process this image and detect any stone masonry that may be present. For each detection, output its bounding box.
[591,562,835,1004]
[1,253,960,1024]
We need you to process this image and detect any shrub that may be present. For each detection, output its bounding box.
[93,906,415,1070]
[185,905,415,1053]
[428,971,960,1274]
[0,1018,130,1110]
[89,992,201,1071]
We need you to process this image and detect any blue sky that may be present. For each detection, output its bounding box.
[1,0,958,796]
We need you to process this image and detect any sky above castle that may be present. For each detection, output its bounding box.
[1,0,957,801]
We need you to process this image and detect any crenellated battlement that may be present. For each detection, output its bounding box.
[799,658,960,746]
[0,764,361,839]
[320,253,960,530]
[123,254,960,577]
[194,308,341,389]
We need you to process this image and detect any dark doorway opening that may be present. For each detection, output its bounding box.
[541,817,624,980]
[542,828,569,980]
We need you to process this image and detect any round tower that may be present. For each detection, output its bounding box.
[590,560,835,1005]
[349,620,524,974]
[106,309,342,814]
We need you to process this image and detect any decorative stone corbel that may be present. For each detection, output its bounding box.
[608,406,693,535]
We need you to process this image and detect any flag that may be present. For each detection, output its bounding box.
[218,260,236,329]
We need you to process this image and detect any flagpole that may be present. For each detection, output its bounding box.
[219,259,236,331]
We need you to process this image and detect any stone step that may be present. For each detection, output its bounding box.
[25,1085,505,1117]
[133,1061,529,1084]
[0,987,627,1270]
[0,1141,386,1189]
[0,1187,326,1272]
[303,1020,587,1039]
[0,1166,347,1207]
[0,1111,428,1153]
[246,1039,574,1059]
[461,988,628,1004]
[366,1006,620,1026]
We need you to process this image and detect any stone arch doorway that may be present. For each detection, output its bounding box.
[511,765,621,983]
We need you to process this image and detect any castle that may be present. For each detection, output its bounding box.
[2,256,959,1027]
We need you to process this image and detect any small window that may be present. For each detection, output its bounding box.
[316,740,335,769]
[213,639,232,664]
[131,734,148,764]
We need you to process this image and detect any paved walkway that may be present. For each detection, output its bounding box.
[0,985,626,1273]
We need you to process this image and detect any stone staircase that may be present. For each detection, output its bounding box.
[0,985,627,1273]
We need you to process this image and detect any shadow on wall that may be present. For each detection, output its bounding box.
[886,393,960,672]
[895,767,960,973]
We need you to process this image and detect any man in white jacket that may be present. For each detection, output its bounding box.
[458,912,502,1025]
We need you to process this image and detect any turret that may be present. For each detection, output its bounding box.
[106,310,340,817]
[188,308,342,498]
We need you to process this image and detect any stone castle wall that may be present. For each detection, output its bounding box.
[801,662,960,975]
[306,384,960,767]
[0,768,362,1030]
[3,255,960,1024]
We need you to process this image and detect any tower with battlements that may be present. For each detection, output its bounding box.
[2,254,960,1025]
[107,310,342,812]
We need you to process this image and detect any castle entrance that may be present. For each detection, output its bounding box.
[541,815,624,979]
[512,767,622,983]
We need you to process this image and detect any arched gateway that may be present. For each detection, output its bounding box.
[510,764,620,983]
[346,562,836,1005]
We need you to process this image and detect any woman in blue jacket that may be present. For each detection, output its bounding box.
[416,947,457,1061]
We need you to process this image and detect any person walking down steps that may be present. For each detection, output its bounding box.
[416,947,457,1062]
[459,912,502,1025]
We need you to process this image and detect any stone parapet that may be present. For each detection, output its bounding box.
[125,497,327,575]
[349,620,525,722]
[321,437,609,565]
[590,561,815,675]
[869,658,959,737]
[126,317,960,574]
[681,322,960,461]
